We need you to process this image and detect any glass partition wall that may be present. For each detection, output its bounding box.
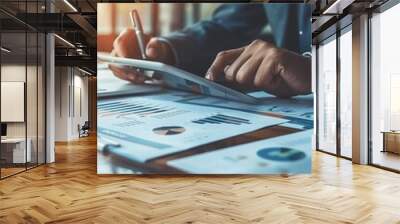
[370,2,400,172]
[317,35,337,155]
[316,25,353,159]
[339,27,352,159]
[316,0,400,171]
[0,1,46,179]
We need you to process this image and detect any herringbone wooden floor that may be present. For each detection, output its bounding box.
[1,135,400,224]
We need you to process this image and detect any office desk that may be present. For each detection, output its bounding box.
[1,138,31,164]
[382,131,400,154]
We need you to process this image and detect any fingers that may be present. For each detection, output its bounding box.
[146,38,176,65]
[279,51,312,95]
[225,39,273,83]
[234,55,262,85]
[254,57,295,97]
[254,47,310,97]
[108,65,145,84]
[110,49,117,57]
[254,57,276,90]
[206,47,244,81]
[113,28,138,58]
[146,38,163,59]
[109,49,144,83]
[224,51,251,82]
[110,28,149,84]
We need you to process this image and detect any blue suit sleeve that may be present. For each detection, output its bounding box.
[161,4,268,75]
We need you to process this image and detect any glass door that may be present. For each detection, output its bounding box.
[370,2,400,171]
[339,26,352,159]
[317,35,337,155]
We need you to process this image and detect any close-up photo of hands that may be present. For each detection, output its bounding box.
[97,3,313,175]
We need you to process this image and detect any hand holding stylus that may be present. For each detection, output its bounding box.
[109,10,174,84]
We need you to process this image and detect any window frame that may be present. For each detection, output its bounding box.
[315,21,353,160]
[367,0,400,173]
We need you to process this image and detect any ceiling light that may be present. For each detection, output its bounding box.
[54,34,75,48]
[1,47,11,53]
[323,0,355,15]
[78,67,93,76]
[76,48,86,55]
[63,0,78,12]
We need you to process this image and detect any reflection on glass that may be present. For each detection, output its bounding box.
[317,37,337,154]
[340,29,352,158]
[0,0,47,179]
[38,33,46,165]
[1,31,27,177]
[371,3,400,171]
[27,31,38,169]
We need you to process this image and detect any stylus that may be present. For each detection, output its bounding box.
[130,10,147,60]
[129,10,159,80]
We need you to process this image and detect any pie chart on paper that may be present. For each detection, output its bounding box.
[152,126,186,135]
[256,147,305,161]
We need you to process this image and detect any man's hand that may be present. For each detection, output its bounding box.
[109,28,174,83]
[206,39,311,97]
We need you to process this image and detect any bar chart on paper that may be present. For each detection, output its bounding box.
[192,114,251,125]
[98,96,288,162]
[180,93,314,123]
[98,101,174,117]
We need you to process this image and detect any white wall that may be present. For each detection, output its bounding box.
[1,65,31,138]
[54,66,69,141]
[1,64,46,164]
[54,67,89,141]
[73,73,89,137]
[46,33,56,163]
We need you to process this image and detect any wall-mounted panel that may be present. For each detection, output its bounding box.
[1,82,25,122]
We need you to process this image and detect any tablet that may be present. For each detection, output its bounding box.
[97,54,258,104]
[97,64,163,98]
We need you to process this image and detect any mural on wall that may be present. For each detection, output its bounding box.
[97,3,313,174]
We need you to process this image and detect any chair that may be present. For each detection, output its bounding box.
[79,121,90,138]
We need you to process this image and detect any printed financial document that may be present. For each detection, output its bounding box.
[168,130,312,174]
[98,97,288,162]
[142,90,314,129]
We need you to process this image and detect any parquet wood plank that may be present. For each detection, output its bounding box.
[0,135,400,224]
